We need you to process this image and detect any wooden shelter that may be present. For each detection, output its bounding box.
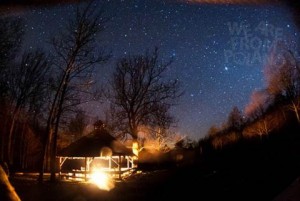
[57,121,136,180]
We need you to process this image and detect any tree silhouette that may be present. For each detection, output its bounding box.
[265,43,300,99]
[227,106,244,131]
[0,16,24,163]
[38,2,110,182]
[6,50,50,165]
[265,43,300,122]
[109,48,182,143]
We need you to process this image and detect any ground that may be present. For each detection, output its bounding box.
[11,170,176,201]
[10,167,299,201]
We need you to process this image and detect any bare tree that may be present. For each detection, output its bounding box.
[287,98,300,122]
[243,116,274,140]
[253,119,271,139]
[38,2,110,182]
[0,16,23,162]
[109,48,182,143]
[5,50,50,166]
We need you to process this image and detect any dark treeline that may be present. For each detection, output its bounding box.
[145,43,300,200]
[203,41,300,149]
[0,16,45,172]
[181,42,300,200]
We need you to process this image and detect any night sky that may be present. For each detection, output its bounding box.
[11,1,299,139]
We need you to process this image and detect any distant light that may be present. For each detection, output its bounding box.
[224,67,229,71]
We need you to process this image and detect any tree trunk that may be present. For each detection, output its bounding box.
[50,114,61,182]
[292,101,300,123]
[0,120,6,161]
[7,113,17,165]
[38,68,66,183]
[38,124,53,183]
[19,123,26,169]
[22,135,28,170]
[50,73,70,182]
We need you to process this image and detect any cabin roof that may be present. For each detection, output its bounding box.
[58,128,133,157]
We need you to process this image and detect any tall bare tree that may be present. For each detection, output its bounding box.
[0,16,23,162]
[38,2,110,182]
[109,48,182,143]
[6,50,50,165]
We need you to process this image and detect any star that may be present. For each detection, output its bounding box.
[19,0,296,140]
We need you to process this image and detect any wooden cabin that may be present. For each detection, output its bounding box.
[57,120,136,181]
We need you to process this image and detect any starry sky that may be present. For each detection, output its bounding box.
[10,0,299,139]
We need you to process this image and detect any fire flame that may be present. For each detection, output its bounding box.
[132,141,139,156]
[89,169,115,191]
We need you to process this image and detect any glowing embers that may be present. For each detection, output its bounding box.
[89,168,115,191]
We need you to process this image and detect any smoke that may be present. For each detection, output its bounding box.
[244,89,272,119]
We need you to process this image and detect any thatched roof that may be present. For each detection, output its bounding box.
[58,128,133,157]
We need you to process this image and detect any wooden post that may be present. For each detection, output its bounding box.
[127,156,129,169]
[87,157,90,172]
[59,157,61,179]
[85,157,87,181]
[118,155,121,180]
[109,157,111,170]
